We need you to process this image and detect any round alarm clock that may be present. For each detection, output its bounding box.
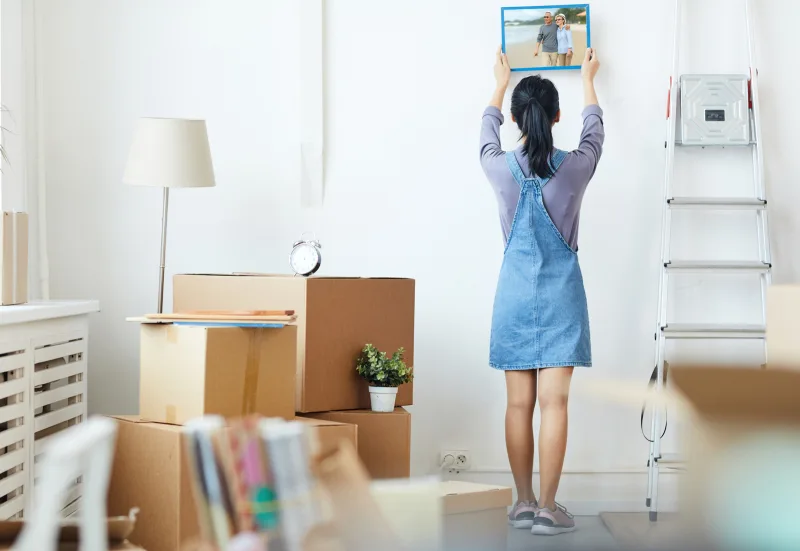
[290,234,322,277]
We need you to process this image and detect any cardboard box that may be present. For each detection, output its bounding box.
[106,417,196,551]
[172,274,415,413]
[0,211,28,306]
[312,439,404,551]
[139,324,297,425]
[668,366,800,539]
[370,478,442,551]
[303,408,411,479]
[369,479,512,551]
[107,415,357,551]
[767,285,800,368]
[0,512,144,551]
[440,481,512,551]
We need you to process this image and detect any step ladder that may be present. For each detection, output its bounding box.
[645,0,772,521]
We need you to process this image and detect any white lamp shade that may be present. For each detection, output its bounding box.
[123,118,216,188]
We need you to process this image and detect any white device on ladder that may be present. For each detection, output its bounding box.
[645,0,772,521]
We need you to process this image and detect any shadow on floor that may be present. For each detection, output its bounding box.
[508,516,620,551]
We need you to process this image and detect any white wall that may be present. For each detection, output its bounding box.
[0,0,26,213]
[32,0,800,512]
[1,0,41,298]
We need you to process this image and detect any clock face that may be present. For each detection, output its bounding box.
[290,243,320,275]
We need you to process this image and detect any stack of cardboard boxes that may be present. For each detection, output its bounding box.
[107,274,417,551]
[171,274,416,479]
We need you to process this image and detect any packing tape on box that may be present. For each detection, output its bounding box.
[166,324,179,344]
[165,405,177,425]
[242,329,264,414]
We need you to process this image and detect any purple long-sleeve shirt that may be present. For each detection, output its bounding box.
[479,105,604,251]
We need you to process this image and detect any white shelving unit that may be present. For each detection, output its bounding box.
[0,300,99,519]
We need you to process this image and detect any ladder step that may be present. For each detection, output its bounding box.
[665,260,771,272]
[661,323,765,339]
[668,197,766,210]
[658,453,686,471]
[658,453,684,465]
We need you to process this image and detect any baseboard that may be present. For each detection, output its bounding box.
[442,470,680,516]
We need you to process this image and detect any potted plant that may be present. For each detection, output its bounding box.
[356,344,413,412]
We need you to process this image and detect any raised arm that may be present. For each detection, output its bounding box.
[574,48,603,171]
[581,48,599,108]
[480,48,511,166]
[490,47,510,110]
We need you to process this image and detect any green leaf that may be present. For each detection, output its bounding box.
[354,343,413,387]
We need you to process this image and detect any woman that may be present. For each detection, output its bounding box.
[479,47,602,536]
[555,14,574,66]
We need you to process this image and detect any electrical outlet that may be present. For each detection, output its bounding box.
[440,450,472,472]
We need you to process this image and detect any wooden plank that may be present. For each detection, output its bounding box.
[34,403,83,433]
[182,309,294,316]
[0,448,26,475]
[33,339,84,364]
[0,377,26,401]
[61,483,82,512]
[63,499,81,518]
[0,403,26,426]
[0,425,26,450]
[34,379,85,409]
[0,340,26,357]
[30,329,85,350]
[145,312,296,322]
[0,353,26,374]
[34,419,84,455]
[0,493,24,520]
[0,471,25,499]
[62,500,81,518]
[33,359,85,386]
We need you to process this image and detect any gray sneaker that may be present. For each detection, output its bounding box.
[507,500,538,529]
[532,502,576,535]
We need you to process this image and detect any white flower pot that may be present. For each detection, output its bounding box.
[369,386,398,412]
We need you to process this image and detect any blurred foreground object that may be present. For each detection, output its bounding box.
[180,414,513,551]
[767,285,800,369]
[183,416,404,551]
[7,417,136,551]
[585,365,800,550]
[708,432,800,551]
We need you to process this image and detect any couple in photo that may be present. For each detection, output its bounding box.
[533,12,573,67]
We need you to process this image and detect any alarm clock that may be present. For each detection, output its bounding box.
[290,234,322,277]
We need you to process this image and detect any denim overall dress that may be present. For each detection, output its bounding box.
[489,150,592,370]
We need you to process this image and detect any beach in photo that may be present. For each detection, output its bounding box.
[503,6,589,70]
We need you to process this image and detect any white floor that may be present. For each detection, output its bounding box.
[507,516,620,550]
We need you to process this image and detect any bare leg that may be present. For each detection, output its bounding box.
[537,366,574,509]
[505,370,538,503]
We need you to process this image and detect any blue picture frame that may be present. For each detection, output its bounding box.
[501,4,591,72]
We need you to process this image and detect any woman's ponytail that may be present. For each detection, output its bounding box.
[510,76,560,179]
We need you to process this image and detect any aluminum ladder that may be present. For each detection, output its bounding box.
[645,0,772,521]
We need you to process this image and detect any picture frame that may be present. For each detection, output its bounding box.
[501,4,592,72]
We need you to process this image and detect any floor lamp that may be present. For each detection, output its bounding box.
[123,118,216,313]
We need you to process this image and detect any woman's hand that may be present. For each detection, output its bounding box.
[568,48,573,55]
[581,48,600,81]
[494,47,511,90]
[581,48,600,107]
[490,47,511,110]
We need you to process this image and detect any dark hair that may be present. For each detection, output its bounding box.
[510,75,560,178]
